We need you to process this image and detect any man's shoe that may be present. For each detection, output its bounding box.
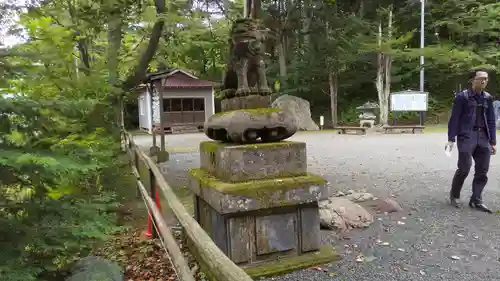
[450,197,462,208]
[469,199,493,213]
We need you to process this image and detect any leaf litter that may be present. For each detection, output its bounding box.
[93,228,205,281]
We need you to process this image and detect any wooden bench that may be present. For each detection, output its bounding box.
[383,125,425,134]
[335,126,367,135]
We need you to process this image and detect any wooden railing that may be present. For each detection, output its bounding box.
[122,131,254,281]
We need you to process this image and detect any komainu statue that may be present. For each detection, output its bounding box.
[204,18,297,144]
[224,18,271,97]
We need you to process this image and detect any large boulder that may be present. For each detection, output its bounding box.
[319,197,374,232]
[493,100,500,128]
[66,256,123,281]
[271,94,319,131]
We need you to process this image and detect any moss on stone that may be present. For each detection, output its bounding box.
[200,140,303,154]
[199,141,228,153]
[244,245,340,278]
[189,168,326,199]
[213,107,281,117]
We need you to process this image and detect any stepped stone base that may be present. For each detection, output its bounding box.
[187,141,338,277]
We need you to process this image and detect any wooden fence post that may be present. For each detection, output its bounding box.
[144,168,162,239]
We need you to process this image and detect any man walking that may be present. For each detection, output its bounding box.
[447,69,496,213]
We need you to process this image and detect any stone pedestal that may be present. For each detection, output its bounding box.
[188,141,338,278]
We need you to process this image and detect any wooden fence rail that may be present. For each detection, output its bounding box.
[123,131,254,281]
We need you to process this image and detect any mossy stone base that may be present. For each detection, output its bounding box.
[192,195,330,275]
[199,140,307,182]
[244,245,339,279]
[188,168,330,214]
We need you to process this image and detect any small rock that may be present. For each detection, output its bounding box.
[450,255,461,260]
[397,248,405,252]
[397,221,405,225]
[335,191,346,197]
[319,197,374,231]
[374,198,403,213]
[346,192,374,203]
[364,255,377,262]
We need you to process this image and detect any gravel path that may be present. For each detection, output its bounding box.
[134,131,500,281]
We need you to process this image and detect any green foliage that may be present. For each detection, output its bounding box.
[0,94,123,280]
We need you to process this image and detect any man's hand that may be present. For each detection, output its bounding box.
[492,145,497,155]
[445,141,454,151]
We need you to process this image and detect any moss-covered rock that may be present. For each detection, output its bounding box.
[66,256,123,281]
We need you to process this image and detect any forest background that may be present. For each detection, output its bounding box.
[1,0,499,280]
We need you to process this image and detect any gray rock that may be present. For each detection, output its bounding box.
[66,256,123,281]
[271,94,319,131]
[374,198,403,213]
[345,192,374,202]
[319,197,374,231]
[494,100,500,128]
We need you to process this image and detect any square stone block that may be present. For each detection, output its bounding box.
[193,196,324,267]
[188,169,331,214]
[199,141,307,182]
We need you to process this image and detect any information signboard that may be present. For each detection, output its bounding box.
[390,91,428,112]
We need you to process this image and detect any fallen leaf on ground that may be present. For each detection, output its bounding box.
[92,228,192,281]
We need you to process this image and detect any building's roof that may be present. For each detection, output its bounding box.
[143,68,216,89]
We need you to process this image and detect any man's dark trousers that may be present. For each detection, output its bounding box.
[450,129,491,201]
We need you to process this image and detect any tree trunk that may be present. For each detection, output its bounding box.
[329,71,338,127]
[278,37,288,88]
[381,8,393,126]
[107,9,123,130]
[376,21,384,125]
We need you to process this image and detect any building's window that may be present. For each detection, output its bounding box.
[163,98,205,112]
[139,96,145,115]
[194,98,205,111]
[163,99,172,112]
[171,98,182,111]
[182,98,194,111]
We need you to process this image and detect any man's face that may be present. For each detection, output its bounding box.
[471,71,489,91]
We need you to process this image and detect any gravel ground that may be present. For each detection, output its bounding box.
[134,131,500,281]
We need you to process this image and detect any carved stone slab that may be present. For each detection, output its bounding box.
[199,141,307,182]
[194,197,323,266]
[188,169,331,214]
[204,108,297,144]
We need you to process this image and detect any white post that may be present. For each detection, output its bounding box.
[419,0,425,125]
[319,115,324,130]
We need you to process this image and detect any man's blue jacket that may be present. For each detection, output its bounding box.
[448,88,497,146]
